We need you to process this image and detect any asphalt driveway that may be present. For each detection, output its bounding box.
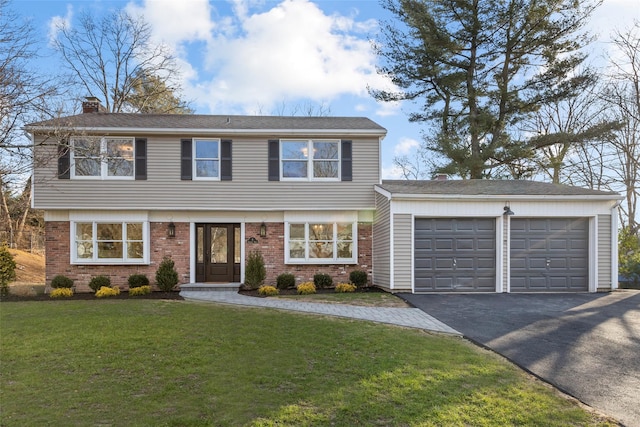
[400,291,640,427]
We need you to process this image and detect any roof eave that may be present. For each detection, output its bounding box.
[24,125,387,137]
[378,191,623,202]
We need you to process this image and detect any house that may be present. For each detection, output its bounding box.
[26,99,622,293]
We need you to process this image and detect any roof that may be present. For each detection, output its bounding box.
[377,179,621,199]
[24,113,387,136]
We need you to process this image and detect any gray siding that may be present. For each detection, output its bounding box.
[372,192,391,290]
[33,134,380,210]
[598,214,612,290]
[393,214,413,291]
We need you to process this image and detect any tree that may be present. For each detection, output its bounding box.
[51,9,191,113]
[372,0,599,179]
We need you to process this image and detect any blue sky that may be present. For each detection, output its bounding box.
[12,0,640,179]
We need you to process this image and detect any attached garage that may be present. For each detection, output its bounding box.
[510,218,588,292]
[373,180,622,294]
[415,218,496,292]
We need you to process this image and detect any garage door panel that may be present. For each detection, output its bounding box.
[510,218,588,292]
[415,218,496,292]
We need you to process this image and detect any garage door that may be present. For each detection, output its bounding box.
[414,218,496,292]
[510,218,588,292]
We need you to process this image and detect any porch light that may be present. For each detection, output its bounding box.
[503,206,515,216]
[260,222,267,238]
[167,221,176,238]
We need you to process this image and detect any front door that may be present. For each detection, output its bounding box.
[195,224,241,282]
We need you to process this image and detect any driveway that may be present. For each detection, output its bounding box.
[400,291,640,427]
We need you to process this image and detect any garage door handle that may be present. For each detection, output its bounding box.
[546,259,551,268]
[453,258,457,268]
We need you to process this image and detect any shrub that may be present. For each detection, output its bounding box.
[313,273,332,289]
[244,251,266,290]
[128,274,149,289]
[335,283,357,293]
[89,275,111,292]
[276,273,295,289]
[0,245,16,297]
[258,285,279,296]
[297,282,316,295]
[129,285,152,296]
[50,288,74,298]
[156,257,179,292]
[349,270,368,288]
[51,275,74,289]
[95,286,120,298]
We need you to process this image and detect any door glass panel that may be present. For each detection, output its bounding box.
[197,226,204,263]
[210,227,227,264]
[234,227,241,264]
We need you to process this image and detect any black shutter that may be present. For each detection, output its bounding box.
[57,140,70,179]
[181,139,192,180]
[341,140,352,181]
[221,139,232,181]
[268,139,280,181]
[134,138,147,180]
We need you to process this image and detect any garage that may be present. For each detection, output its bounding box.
[510,218,589,292]
[414,218,496,292]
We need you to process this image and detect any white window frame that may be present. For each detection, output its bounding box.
[280,139,341,181]
[192,138,221,181]
[285,221,357,264]
[70,136,135,180]
[71,221,150,265]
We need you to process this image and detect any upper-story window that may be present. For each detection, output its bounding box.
[193,139,220,179]
[281,140,340,180]
[71,137,134,179]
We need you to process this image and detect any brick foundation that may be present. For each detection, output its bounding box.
[245,222,373,286]
[45,221,190,292]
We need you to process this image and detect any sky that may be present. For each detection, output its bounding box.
[11,0,640,179]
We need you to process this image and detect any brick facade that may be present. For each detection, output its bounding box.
[45,221,190,292]
[245,221,373,286]
[45,220,373,292]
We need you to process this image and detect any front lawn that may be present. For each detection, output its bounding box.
[0,301,614,426]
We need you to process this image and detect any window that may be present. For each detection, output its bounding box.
[194,139,220,179]
[286,222,356,264]
[71,137,134,179]
[281,140,340,180]
[73,221,148,264]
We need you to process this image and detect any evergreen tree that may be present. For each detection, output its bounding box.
[372,0,599,178]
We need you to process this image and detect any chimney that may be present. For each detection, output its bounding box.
[82,96,106,114]
[435,173,448,181]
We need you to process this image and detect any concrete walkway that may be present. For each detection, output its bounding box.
[179,290,461,335]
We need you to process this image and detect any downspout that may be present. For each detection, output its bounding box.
[611,200,622,290]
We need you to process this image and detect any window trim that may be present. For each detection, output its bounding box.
[70,220,150,265]
[284,221,357,264]
[192,138,221,181]
[280,139,341,181]
[70,136,135,180]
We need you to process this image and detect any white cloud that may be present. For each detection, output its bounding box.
[47,4,73,46]
[126,0,395,114]
[393,137,419,155]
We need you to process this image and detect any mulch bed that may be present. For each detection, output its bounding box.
[238,286,384,297]
[0,291,184,302]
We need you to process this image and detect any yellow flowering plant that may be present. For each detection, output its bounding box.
[50,288,74,298]
[95,286,120,298]
[335,283,357,293]
[258,285,279,296]
[129,285,152,296]
[296,282,316,295]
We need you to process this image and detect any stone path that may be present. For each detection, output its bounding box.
[179,290,460,335]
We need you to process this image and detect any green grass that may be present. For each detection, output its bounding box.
[276,291,410,307]
[0,300,614,426]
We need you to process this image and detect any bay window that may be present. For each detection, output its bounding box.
[286,222,356,264]
[73,221,148,264]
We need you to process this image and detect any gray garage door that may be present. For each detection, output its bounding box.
[510,218,588,292]
[414,218,496,292]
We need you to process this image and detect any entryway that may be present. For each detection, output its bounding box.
[195,223,240,282]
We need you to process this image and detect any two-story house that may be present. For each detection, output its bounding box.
[27,99,622,293]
